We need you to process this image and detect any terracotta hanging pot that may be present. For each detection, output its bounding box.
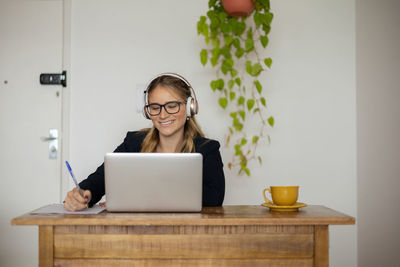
[221,0,255,18]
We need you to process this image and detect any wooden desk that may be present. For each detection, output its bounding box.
[12,205,354,267]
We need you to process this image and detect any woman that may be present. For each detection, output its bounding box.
[64,73,225,211]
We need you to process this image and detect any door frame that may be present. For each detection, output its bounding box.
[60,0,72,201]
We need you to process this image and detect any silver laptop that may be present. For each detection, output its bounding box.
[104,153,203,212]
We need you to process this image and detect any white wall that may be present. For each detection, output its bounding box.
[68,0,356,266]
[356,0,400,266]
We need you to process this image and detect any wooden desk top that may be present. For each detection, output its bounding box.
[12,205,355,226]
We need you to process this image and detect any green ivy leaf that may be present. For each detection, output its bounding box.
[254,13,262,28]
[210,47,220,66]
[252,135,259,144]
[241,138,247,145]
[268,116,274,127]
[200,49,208,66]
[238,96,245,106]
[259,0,270,9]
[260,97,266,106]
[230,112,237,118]
[208,0,217,8]
[197,16,209,43]
[264,57,272,68]
[231,69,238,77]
[211,45,220,56]
[260,35,269,48]
[251,63,263,76]
[207,10,216,19]
[197,23,204,36]
[267,12,274,24]
[203,24,209,38]
[246,28,253,39]
[234,144,241,155]
[239,110,245,121]
[217,78,224,90]
[221,58,233,74]
[226,58,234,68]
[245,38,254,52]
[258,156,262,165]
[197,16,206,34]
[210,56,218,66]
[262,24,271,35]
[204,30,210,44]
[238,22,246,35]
[224,35,233,46]
[235,47,245,58]
[254,80,262,94]
[246,61,263,76]
[211,37,220,48]
[232,38,240,49]
[221,23,232,34]
[227,17,237,24]
[210,18,220,33]
[253,107,260,113]
[246,61,252,75]
[228,79,234,89]
[235,77,241,86]
[219,97,228,109]
[220,46,231,58]
[244,167,251,176]
[247,99,255,111]
[233,117,243,131]
[218,11,227,22]
[229,91,236,101]
[261,13,269,25]
[210,80,218,91]
[232,21,246,36]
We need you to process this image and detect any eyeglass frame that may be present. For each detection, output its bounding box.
[145,101,186,116]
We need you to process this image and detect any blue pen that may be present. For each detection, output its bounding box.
[65,161,82,191]
[65,161,89,209]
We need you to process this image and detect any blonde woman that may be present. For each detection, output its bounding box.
[64,73,225,211]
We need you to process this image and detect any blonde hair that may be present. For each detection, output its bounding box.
[140,75,204,153]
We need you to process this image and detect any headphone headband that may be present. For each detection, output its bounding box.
[143,73,198,119]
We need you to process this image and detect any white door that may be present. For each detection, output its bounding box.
[0,1,63,266]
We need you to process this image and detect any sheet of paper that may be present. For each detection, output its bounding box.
[30,204,106,214]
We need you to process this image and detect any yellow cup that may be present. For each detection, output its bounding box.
[263,186,299,206]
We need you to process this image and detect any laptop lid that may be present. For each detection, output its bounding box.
[104,153,203,212]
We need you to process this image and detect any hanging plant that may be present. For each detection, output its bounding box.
[197,0,274,176]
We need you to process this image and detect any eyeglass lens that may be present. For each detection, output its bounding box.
[147,101,181,116]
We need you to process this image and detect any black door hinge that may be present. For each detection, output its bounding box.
[40,71,67,87]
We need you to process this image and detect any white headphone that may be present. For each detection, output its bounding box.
[143,72,199,120]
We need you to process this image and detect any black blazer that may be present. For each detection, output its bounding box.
[79,131,225,207]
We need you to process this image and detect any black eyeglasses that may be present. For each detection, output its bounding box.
[145,101,184,116]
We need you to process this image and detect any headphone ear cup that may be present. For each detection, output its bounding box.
[186,96,199,117]
[186,96,193,117]
[143,106,151,119]
[192,98,198,115]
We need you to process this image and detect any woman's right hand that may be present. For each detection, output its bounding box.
[63,187,92,211]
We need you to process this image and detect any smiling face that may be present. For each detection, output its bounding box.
[147,85,187,140]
